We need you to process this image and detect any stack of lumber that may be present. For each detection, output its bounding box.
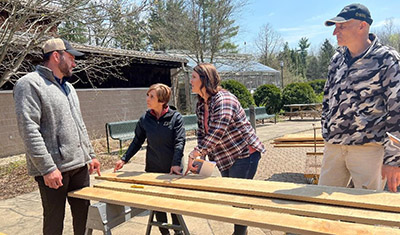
[69,172,400,234]
[272,133,324,148]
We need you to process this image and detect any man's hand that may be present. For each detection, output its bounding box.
[382,164,400,192]
[89,158,101,176]
[114,160,125,172]
[44,169,63,189]
[170,166,182,175]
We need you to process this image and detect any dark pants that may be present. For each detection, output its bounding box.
[220,151,261,235]
[155,211,181,235]
[35,166,90,235]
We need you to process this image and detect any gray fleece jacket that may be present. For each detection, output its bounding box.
[14,65,95,176]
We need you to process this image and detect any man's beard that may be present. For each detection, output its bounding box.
[59,57,72,77]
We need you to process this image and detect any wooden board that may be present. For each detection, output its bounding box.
[306,152,324,156]
[273,144,324,148]
[69,187,400,235]
[96,172,400,213]
[273,141,324,145]
[94,181,400,227]
[274,134,323,142]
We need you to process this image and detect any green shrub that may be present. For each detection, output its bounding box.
[315,92,324,103]
[253,84,283,114]
[221,79,255,108]
[282,82,317,106]
[308,79,326,94]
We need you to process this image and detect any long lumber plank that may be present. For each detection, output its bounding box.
[69,187,399,235]
[273,144,324,148]
[274,134,323,142]
[272,141,324,145]
[95,181,400,227]
[96,172,400,213]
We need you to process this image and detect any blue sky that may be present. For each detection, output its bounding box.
[234,0,400,54]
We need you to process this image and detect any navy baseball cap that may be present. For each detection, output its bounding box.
[325,3,373,26]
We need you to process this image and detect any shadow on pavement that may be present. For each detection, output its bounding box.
[266,172,309,184]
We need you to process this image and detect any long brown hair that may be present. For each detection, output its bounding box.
[193,63,222,100]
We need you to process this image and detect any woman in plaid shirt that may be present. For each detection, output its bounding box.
[187,63,266,235]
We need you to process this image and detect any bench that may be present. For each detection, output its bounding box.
[255,107,275,123]
[182,114,198,132]
[243,107,274,124]
[105,120,138,154]
[182,107,274,134]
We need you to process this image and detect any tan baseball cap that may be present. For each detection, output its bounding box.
[42,38,84,56]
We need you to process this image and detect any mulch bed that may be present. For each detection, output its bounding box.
[0,138,123,200]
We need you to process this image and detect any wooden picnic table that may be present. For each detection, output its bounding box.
[284,103,322,120]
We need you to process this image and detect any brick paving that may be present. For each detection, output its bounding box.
[0,119,322,235]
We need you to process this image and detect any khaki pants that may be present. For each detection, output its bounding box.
[318,142,386,190]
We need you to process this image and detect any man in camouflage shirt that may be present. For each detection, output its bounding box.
[320,3,400,192]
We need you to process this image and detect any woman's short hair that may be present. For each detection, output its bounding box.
[147,83,171,108]
[193,63,222,98]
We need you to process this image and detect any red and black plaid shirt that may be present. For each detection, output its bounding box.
[195,90,265,171]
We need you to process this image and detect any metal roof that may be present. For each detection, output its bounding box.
[167,51,278,73]
[73,43,188,64]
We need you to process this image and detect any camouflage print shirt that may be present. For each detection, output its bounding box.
[322,34,400,166]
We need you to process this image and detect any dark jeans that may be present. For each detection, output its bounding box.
[35,166,90,235]
[220,151,261,235]
[155,211,181,235]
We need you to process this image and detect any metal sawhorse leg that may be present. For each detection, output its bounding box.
[145,210,190,235]
[84,202,146,235]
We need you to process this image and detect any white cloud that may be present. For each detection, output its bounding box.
[278,24,334,47]
[279,27,305,32]
[305,14,328,23]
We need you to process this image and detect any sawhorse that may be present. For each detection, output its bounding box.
[84,202,190,235]
[145,210,190,235]
[84,202,145,235]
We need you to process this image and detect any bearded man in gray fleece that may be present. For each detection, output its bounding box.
[13,38,101,235]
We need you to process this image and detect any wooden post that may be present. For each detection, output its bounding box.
[250,105,256,132]
[182,63,192,113]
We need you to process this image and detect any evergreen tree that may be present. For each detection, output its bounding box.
[306,55,320,80]
[298,37,310,78]
[148,0,190,51]
[187,0,241,62]
[318,39,335,78]
[59,21,88,44]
